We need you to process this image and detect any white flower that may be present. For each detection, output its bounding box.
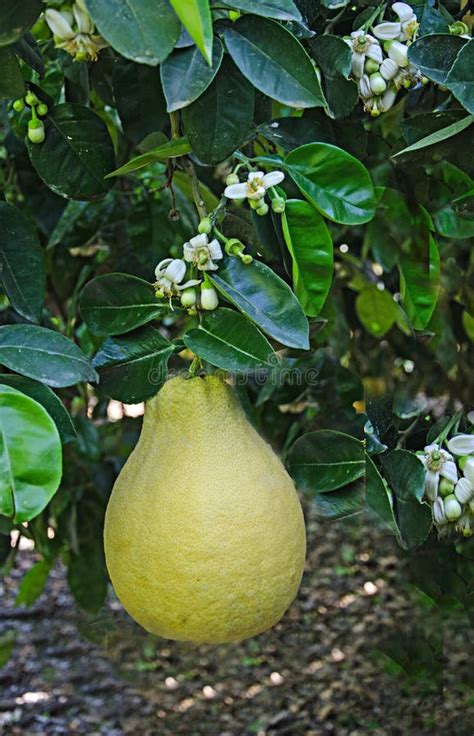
[45,9,75,40]
[380,58,399,81]
[154,258,199,298]
[224,170,285,201]
[373,3,418,42]
[447,433,474,456]
[444,495,463,521]
[73,3,94,34]
[388,41,409,67]
[45,2,108,61]
[421,443,458,500]
[183,233,223,272]
[200,283,219,311]
[344,31,383,78]
[454,477,472,504]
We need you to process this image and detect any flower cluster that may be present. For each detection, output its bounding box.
[420,432,474,538]
[45,1,108,61]
[345,3,426,117]
[224,170,286,215]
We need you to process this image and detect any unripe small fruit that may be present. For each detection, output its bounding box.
[37,103,49,116]
[439,478,454,497]
[256,203,269,216]
[225,173,240,186]
[25,92,39,106]
[28,121,45,144]
[444,494,462,521]
[75,51,88,62]
[197,217,212,235]
[240,253,253,265]
[12,99,25,112]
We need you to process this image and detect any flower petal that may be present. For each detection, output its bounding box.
[424,443,439,453]
[247,171,264,182]
[155,258,173,278]
[441,461,458,484]
[224,183,248,199]
[372,21,402,40]
[351,52,365,78]
[189,233,208,248]
[183,243,194,262]
[262,171,285,189]
[424,470,439,501]
[366,43,383,63]
[392,2,416,22]
[207,239,223,260]
[447,434,474,456]
[45,9,75,39]
[164,258,186,283]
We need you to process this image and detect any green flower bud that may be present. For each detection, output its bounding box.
[25,92,39,107]
[200,283,218,311]
[439,478,454,497]
[364,58,380,74]
[369,73,387,95]
[271,197,286,214]
[256,202,269,216]
[225,172,240,186]
[458,455,470,471]
[27,120,45,144]
[228,10,241,21]
[444,494,462,521]
[12,99,25,112]
[154,288,165,299]
[180,287,197,308]
[249,197,265,210]
[197,217,212,235]
[37,103,49,116]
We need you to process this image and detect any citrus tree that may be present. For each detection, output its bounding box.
[0,0,473,635]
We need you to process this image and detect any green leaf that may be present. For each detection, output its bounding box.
[106,136,191,178]
[382,449,432,550]
[160,38,224,112]
[0,325,98,388]
[113,59,167,144]
[182,57,254,164]
[399,232,441,330]
[444,40,474,114]
[13,33,44,77]
[285,143,376,225]
[0,202,45,322]
[393,115,474,158]
[80,273,164,336]
[15,559,51,606]
[0,375,77,444]
[463,310,474,342]
[84,0,180,66]
[356,286,399,338]
[288,430,365,493]
[28,103,115,201]
[0,0,43,47]
[169,0,213,64]
[310,36,358,119]
[311,478,365,520]
[408,34,467,84]
[222,0,302,21]
[434,204,474,239]
[0,631,16,669]
[224,16,324,108]
[0,47,26,99]
[93,325,174,403]
[210,258,309,349]
[281,199,333,317]
[365,454,397,532]
[0,386,62,523]
[183,308,276,372]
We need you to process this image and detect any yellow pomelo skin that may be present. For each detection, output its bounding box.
[104,375,306,644]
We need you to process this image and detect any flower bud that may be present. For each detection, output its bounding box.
[454,477,473,505]
[28,120,45,144]
[180,287,197,308]
[256,202,269,216]
[228,10,241,21]
[439,478,454,497]
[447,433,474,456]
[200,283,218,311]
[25,91,39,106]
[12,98,25,112]
[369,73,387,94]
[37,103,49,117]
[225,172,240,186]
[463,457,474,486]
[271,196,285,214]
[433,497,447,525]
[388,41,409,67]
[444,494,463,521]
[358,74,372,99]
[249,197,265,210]
[364,58,380,74]
[197,217,212,235]
[380,58,399,81]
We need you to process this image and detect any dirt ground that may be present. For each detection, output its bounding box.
[1,508,472,736]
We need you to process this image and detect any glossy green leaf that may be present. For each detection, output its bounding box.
[0,325,98,388]
[211,258,309,349]
[285,143,376,225]
[408,34,467,84]
[393,115,474,158]
[365,454,397,532]
[382,449,432,550]
[356,286,399,338]
[169,0,213,64]
[80,273,164,336]
[311,478,365,519]
[0,47,25,99]
[282,199,333,317]
[434,205,474,239]
[28,103,115,201]
[399,233,441,330]
[0,386,62,523]
[224,16,324,108]
[222,0,302,20]
[16,559,51,606]
[288,430,365,493]
[310,35,358,119]
[182,57,254,164]
[13,33,44,77]
[183,308,276,372]
[444,40,474,114]
[161,38,224,112]
[0,202,45,322]
[0,375,77,444]
[113,59,167,144]
[0,0,43,47]
[93,325,174,403]
[106,136,191,178]
[84,0,180,66]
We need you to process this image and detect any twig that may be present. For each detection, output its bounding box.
[181,156,207,220]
